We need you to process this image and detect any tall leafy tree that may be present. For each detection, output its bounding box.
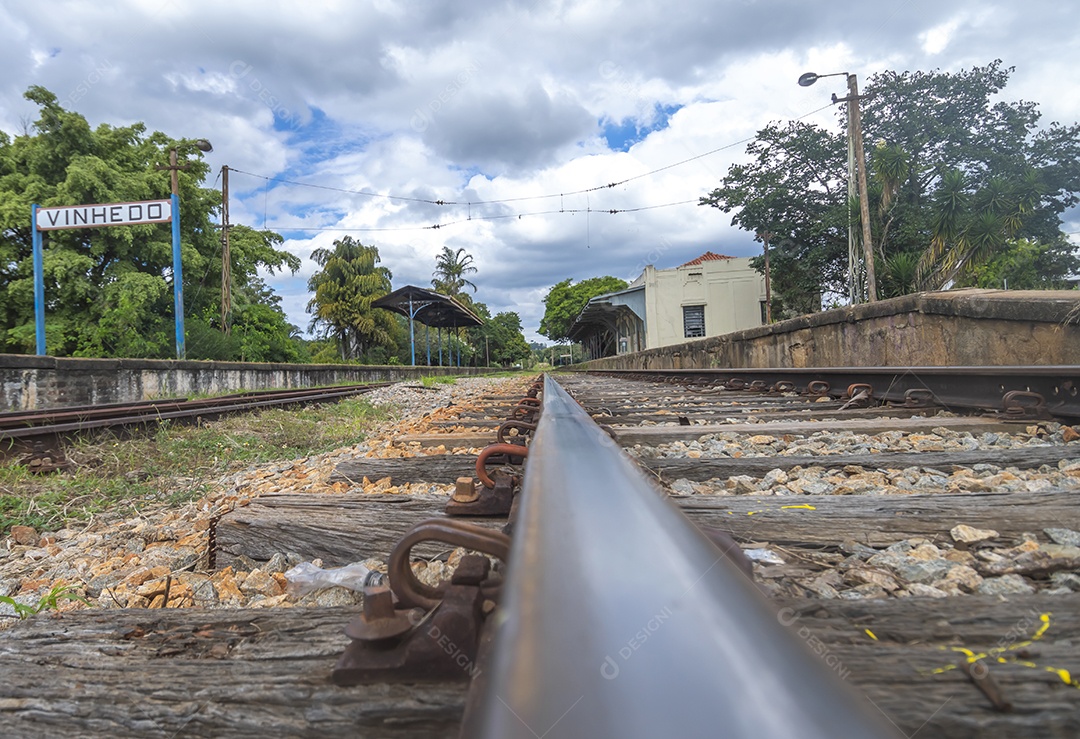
[467,305,530,366]
[699,120,847,316]
[306,236,398,360]
[431,246,478,296]
[486,311,531,366]
[539,276,628,341]
[0,86,300,358]
[702,61,1080,310]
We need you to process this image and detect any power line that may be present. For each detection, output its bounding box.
[228,101,837,212]
[266,199,699,233]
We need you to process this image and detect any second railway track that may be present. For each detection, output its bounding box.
[0,382,393,468]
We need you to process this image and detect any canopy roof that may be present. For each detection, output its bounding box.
[567,284,645,341]
[372,286,484,328]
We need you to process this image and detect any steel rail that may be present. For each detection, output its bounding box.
[581,366,1080,420]
[470,374,899,738]
[0,383,391,430]
[0,385,389,452]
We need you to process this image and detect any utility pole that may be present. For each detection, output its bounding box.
[845,74,877,302]
[221,165,232,335]
[798,72,877,303]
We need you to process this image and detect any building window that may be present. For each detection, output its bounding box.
[683,305,705,338]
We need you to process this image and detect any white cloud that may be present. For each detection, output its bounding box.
[920,17,963,55]
[1,0,1078,343]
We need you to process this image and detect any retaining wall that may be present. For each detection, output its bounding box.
[581,289,1080,371]
[0,357,486,412]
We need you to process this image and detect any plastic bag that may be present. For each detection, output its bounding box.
[283,561,385,597]
[743,548,785,565]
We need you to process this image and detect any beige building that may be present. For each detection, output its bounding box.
[568,251,767,359]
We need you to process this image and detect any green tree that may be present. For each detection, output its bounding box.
[702,61,1080,308]
[699,120,847,316]
[538,276,628,341]
[470,309,530,366]
[488,312,531,366]
[431,246,478,296]
[306,236,398,361]
[960,238,1080,290]
[0,86,300,358]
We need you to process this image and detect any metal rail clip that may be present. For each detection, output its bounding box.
[333,520,510,685]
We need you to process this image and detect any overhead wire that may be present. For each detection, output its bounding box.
[261,199,700,233]
[227,101,838,216]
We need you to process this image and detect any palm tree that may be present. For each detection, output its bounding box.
[306,237,396,360]
[916,169,1043,289]
[879,251,920,298]
[431,247,478,297]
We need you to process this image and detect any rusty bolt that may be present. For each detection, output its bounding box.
[344,585,417,642]
[453,477,479,503]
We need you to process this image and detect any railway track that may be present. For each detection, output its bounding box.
[0,383,393,468]
[1,368,1078,737]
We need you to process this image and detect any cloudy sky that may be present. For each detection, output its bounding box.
[2,0,1077,343]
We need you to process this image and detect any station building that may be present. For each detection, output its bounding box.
[568,251,767,360]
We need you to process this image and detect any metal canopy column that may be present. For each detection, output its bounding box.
[408,295,416,366]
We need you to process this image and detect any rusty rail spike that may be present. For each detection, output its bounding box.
[476,443,529,488]
[387,519,511,611]
[497,420,538,444]
[1002,390,1049,419]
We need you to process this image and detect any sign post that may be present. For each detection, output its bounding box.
[31,198,177,357]
[170,193,184,359]
[31,205,45,355]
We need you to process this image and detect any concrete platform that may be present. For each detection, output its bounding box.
[581,289,1080,370]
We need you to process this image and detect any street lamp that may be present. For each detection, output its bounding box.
[799,72,877,303]
[157,139,213,358]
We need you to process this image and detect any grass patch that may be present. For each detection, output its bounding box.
[479,369,536,379]
[1,584,90,620]
[420,375,460,387]
[0,396,390,537]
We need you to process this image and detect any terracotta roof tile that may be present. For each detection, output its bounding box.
[679,251,735,267]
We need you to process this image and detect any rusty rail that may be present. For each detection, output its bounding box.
[0,383,392,460]
[580,366,1080,421]
[466,374,898,738]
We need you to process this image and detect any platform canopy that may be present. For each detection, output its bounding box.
[373,286,483,327]
[372,286,483,365]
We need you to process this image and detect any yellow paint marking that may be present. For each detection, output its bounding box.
[927,613,1077,687]
[780,504,817,510]
[864,629,878,641]
[1047,667,1074,686]
[1033,613,1051,640]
